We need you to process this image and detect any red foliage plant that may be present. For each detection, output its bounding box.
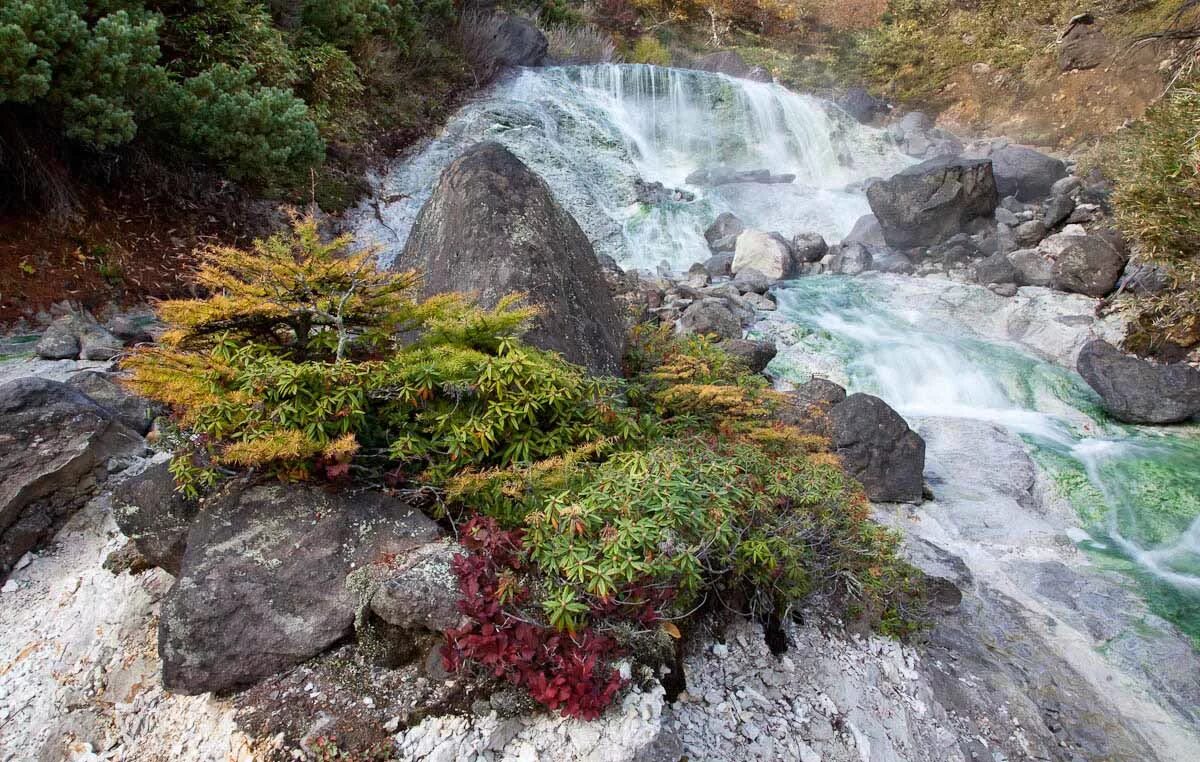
[442,518,627,720]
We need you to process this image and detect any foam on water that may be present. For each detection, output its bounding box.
[771,277,1200,611]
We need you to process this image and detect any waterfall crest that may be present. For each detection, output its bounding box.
[353,64,909,270]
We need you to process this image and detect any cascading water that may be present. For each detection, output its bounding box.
[353,64,909,270]
[354,62,1199,643]
[768,276,1200,638]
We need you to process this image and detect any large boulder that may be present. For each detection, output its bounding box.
[677,299,741,340]
[160,484,441,694]
[1077,340,1200,424]
[990,146,1067,202]
[718,338,777,373]
[843,214,886,247]
[704,212,745,253]
[397,142,624,375]
[837,88,888,123]
[111,459,197,575]
[1008,248,1054,287]
[776,380,925,503]
[1043,232,1126,297]
[829,393,926,503]
[0,378,143,579]
[866,157,999,248]
[1059,17,1108,71]
[492,15,548,68]
[791,232,828,264]
[66,371,157,434]
[972,252,1019,285]
[36,312,124,361]
[732,230,792,280]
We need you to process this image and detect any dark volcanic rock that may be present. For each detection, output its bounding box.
[1077,339,1200,424]
[493,15,548,68]
[830,394,926,503]
[719,338,777,373]
[0,378,143,579]
[837,88,888,124]
[775,381,924,502]
[111,460,197,575]
[66,371,157,434]
[1059,18,1108,71]
[705,213,745,253]
[685,168,795,187]
[397,142,625,375]
[692,50,770,81]
[678,299,741,340]
[867,157,999,248]
[160,484,441,694]
[990,146,1067,202]
[1046,233,1126,297]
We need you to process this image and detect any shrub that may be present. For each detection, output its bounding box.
[545,24,621,64]
[630,35,671,65]
[124,215,631,495]
[163,64,324,186]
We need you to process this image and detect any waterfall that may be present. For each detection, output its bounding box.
[352,64,909,271]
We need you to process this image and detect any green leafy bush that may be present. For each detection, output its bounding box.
[125,215,631,493]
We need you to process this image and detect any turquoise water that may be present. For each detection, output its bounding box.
[769,276,1200,643]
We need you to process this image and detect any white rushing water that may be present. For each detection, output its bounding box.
[768,277,1200,621]
[353,64,909,270]
[355,63,1199,637]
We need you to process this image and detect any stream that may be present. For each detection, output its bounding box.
[356,63,1200,646]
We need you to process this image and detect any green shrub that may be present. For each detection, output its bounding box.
[630,35,671,66]
[163,64,324,185]
[125,215,631,493]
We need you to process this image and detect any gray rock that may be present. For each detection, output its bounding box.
[831,394,926,503]
[1050,176,1082,197]
[160,484,440,694]
[370,543,464,632]
[111,460,197,575]
[719,339,777,373]
[989,282,1019,297]
[1014,220,1048,247]
[492,15,548,68]
[705,213,745,253]
[704,253,734,278]
[686,168,794,187]
[732,267,774,295]
[994,207,1019,227]
[1059,19,1108,71]
[897,111,933,134]
[1008,248,1054,287]
[1117,260,1169,295]
[837,88,888,124]
[833,243,873,275]
[678,299,741,340]
[693,50,766,81]
[0,378,143,579]
[791,232,828,264]
[1077,339,1200,424]
[867,157,999,248]
[733,230,792,280]
[1042,194,1076,228]
[35,318,80,360]
[843,214,886,247]
[972,252,1018,285]
[990,146,1067,201]
[1045,233,1126,297]
[685,262,711,288]
[397,142,624,375]
[65,371,156,434]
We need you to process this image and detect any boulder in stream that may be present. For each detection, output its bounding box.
[867,156,999,248]
[1077,339,1200,424]
[732,230,792,280]
[397,141,625,375]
